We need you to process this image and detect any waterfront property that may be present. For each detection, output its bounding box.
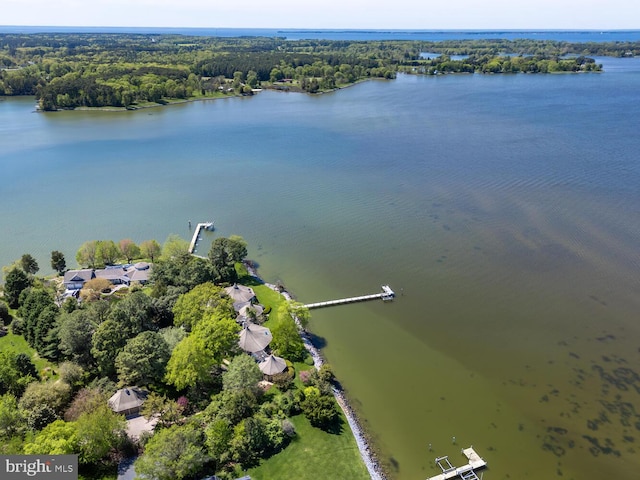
[63,262,152,291]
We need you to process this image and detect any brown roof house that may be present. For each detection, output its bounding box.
[108,387,148,416]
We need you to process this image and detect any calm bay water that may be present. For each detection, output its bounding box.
[2,60,640,479]
[2,26,640,42]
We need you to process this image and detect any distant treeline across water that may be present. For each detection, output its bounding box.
[1,26,640,42]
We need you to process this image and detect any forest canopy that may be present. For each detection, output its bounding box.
[0,33,626,110]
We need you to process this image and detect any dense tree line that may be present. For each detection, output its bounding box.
[1,33,622,110]
[402,53,601,75]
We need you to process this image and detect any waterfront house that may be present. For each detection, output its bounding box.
[63,263,153,291]
[63,269,95,290]
[225,283,257,311]
[238,323,272,353]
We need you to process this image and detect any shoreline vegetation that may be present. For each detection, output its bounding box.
[1,33,631,111]
[244,262,387,480]
[0,238,381,479]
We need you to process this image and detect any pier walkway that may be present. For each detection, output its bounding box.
[188,222,214,254]
[303,285,395,309]
[426,447,487,480]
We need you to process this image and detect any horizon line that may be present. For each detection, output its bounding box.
[1,25,639,32]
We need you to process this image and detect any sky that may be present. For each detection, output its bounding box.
[2,0,638,30]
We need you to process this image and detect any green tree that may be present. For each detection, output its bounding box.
[301,388,339,430]
[50,250,67,275]
[109,290,156,336]
[0,350,35,397]
[3,267,31,308]
[0,393,25,439]
[204,389,257,426]
[161,234,190,260]
[0,302,11,326]
[159,326,186,352]
[96,240,120,266]
[18,288,56,347]
[119,239,141,263]
[115,331,170,387]
[57,362,85,389]
[23,419,78,455]
[208,236,248,284]
[271,316,306,362]
[164,335,213,391]
[20,254,39,275]
[205,418,232,463]
[140,392,184,428]
[193,312,240,363]
[91,319,128,377]
[222,354,262,393]
[58,309,98,368]
[134,424,209,480]
[76,240,99,268]
[172,282,233,331]
[14,353,38,381]
[140,239,161,262]
[75,403,126,465]
[19,381,72,416]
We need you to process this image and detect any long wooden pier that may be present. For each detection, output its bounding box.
[426,447,487,480]
[303,285,395,309]
[188,222,214,254]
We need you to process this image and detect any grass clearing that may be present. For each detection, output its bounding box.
[0,332,57,378]
[248,413,370,480]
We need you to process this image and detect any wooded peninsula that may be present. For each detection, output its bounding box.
[1,33,633,111]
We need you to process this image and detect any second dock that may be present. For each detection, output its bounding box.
[303,285,395,309]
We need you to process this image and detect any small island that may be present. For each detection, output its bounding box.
[0,234,375,480]
[0,33,628,111]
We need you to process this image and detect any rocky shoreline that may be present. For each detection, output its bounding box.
[244,262,387,480]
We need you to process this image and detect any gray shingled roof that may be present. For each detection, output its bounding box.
[108,387,148,414]
[63,269,95,283]
[225,284,256,304]
[258,354,287,375]
[238,323,272,353]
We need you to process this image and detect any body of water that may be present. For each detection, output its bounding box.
[1,59,640,479]
[2,26,640,42]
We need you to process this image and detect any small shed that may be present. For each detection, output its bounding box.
[108,387,148,416]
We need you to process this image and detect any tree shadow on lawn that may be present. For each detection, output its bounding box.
[323,412,345,435]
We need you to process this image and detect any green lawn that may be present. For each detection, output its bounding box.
[0,332,56,379]
[248,413,370,480]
